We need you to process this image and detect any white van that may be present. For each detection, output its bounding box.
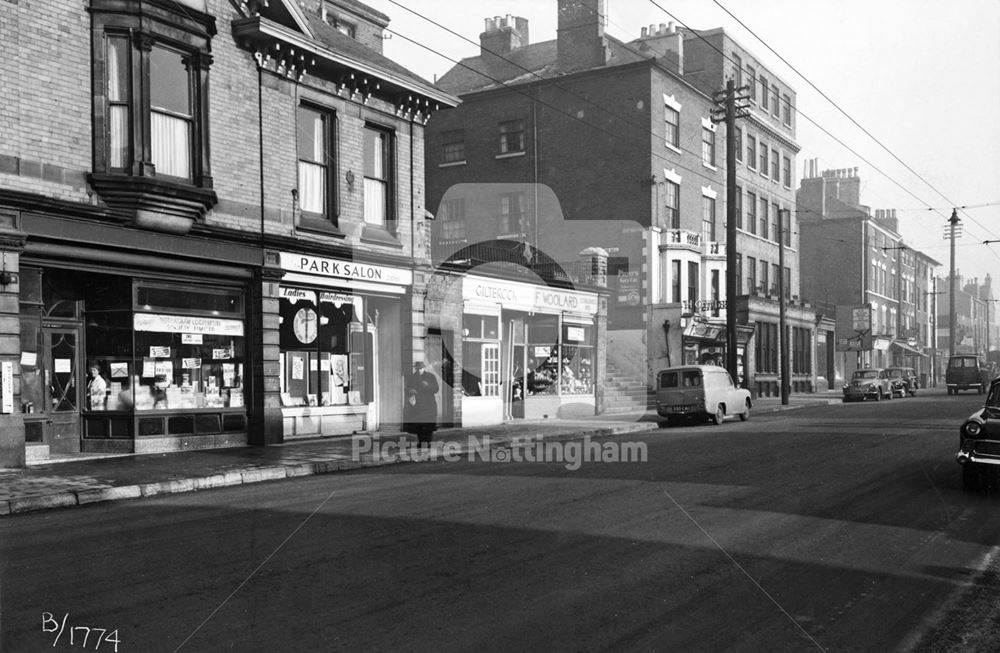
[655,365,752,427]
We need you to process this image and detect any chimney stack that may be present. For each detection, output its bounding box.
[480,14,529,57]
[634,13,683,73]
[557,0,609,72]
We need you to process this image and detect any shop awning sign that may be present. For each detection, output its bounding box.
[135,313,245,336]
[280,253,413,286]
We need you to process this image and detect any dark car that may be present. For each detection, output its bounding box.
[946,355,991,395]
[885,366,918,397]
[957,377,1000,490]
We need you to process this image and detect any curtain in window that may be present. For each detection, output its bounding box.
[298,161,325,213]
[364,128,387,226]
[151,112,190,178]
[364,178,386,226]
[107,37,129,169]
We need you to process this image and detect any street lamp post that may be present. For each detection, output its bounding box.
[778,208,789,405]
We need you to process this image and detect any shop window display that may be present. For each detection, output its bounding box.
[132,283,246,410]
[278,288,371,407]
[526,316,559,395]
[560,324,594,395]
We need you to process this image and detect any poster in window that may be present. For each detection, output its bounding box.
[330,354,349,405]
[222,363,235,387]
[110,362,129,378]
[150,346,171,358]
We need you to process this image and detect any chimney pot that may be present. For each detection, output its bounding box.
[659,23,667,34]
[668,21,675,33]
[641,26,647,37]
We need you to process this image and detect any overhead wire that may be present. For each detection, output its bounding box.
[645,0,999,242]
[709,0,996,237]
[383,1,999,271]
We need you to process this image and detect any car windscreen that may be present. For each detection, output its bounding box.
[854,370,879,379]
[949,358,977,368]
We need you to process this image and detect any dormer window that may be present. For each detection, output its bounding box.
[334,19,356,38]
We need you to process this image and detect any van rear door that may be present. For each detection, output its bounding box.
[657,369,704,412]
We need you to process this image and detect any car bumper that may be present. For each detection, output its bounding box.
[957,439,1000,466]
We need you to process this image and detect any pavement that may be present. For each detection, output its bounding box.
[0,392,844,517]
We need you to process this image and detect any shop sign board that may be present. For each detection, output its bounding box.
[616,271,640,305]
[463,276,599,315]
[135,313,245,336]
[280,253,413,286]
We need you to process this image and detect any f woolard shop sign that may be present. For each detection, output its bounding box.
[464,276,599,315]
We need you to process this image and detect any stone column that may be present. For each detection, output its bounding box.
[0,210,27,467]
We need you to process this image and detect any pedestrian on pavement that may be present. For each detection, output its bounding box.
[406,361,439,449]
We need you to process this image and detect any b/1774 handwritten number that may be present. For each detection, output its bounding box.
[42,613,120,651]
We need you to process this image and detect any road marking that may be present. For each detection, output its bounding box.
[662,489,827,651]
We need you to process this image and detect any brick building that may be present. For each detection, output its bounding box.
[426,1,728,414]
[0,0,455,466]
[426,1,819,405]
[680,26,819,396]
[797,163,939,384]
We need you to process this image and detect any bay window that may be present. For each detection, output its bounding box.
[89,0,216,229]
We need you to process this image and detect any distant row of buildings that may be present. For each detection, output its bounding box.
[0,0,988,467]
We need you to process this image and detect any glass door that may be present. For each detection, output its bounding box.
[42,326,82,454]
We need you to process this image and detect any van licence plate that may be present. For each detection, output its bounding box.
[667,405,696,413]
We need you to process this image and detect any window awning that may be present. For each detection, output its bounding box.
[890,340,929,357]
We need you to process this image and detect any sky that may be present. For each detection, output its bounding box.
[367,0,1000,286]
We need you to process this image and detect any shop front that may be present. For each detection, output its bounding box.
[277,252,410,438]
[19,265,249,460]
[460,275,602,426]
[681,317,755,385]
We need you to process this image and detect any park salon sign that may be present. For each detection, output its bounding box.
[463,275,599,315]
[280,253,413,286]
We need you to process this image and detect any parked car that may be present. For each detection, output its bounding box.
[842,368,893,402]
[885,366,918,397]
[655,365,751,427]
[946,355,991,395]
[956,377,1000,490]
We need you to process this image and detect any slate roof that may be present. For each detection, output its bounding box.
[437,34,652,96]
[303,13,437,91]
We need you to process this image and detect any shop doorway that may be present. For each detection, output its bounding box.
[504,315,527,419]
[40,324,82,454]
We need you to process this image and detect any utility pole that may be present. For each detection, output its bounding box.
[948,209,961,357]
[778,208,789,405]
[932,277,938,386]
[712,79,749,387]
